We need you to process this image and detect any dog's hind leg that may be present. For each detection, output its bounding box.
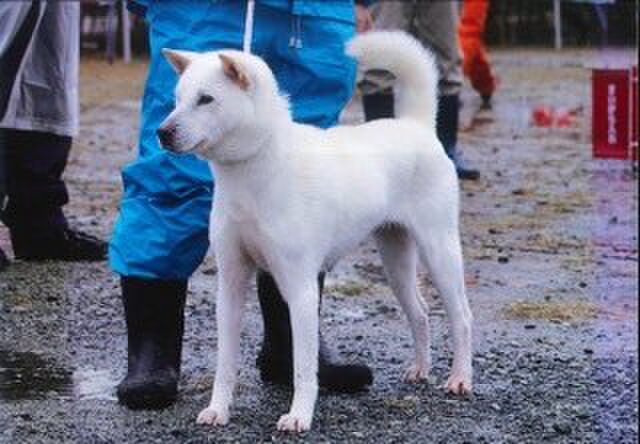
[375,226,431,383]
[270,267,319,432]
[197,242,253,427]
[412,225,473,395]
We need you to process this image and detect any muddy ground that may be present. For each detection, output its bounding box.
[0,49,637,443]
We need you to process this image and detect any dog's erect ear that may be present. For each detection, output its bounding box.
[219,53,250,91]
[163,49,196,75]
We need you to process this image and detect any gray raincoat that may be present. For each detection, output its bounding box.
[0,1,79,137]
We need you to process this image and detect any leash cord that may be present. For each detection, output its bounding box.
[243,0,255,53]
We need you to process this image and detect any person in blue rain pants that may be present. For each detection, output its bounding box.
[111,0,376,409]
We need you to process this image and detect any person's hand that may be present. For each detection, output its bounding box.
[355,5,373,33]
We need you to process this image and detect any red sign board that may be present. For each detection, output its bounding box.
[592,68,637,160]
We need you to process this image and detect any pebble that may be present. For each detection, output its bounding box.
[552,422,572,435]
[170,428,184,438]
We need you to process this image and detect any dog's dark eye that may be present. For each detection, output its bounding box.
[197,94,214,106]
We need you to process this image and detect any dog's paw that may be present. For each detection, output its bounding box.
[444,372,472,396]
[196,406,229,427]
[276,412,312,433]
[403,364,430,383]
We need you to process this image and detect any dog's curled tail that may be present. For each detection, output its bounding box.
[347,31,439,126]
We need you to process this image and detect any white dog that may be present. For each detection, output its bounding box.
[159,31,472,433]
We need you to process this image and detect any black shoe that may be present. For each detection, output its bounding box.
[437,94,480,181]
[116,277,186,410]
[256,271,373,393]
[450,152,481,181]
[0,247,8,272]
[480,94,493,110]
[11,227,107,262]
[456,167,481,181]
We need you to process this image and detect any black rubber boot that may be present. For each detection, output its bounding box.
[362,90,395,121]
[116,277,187,410]
[256,271,373,393]
[437,94,480,181]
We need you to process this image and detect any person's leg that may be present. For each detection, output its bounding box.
[0,1,43,122]
[116,277,187,409]
[112,123,213,410]
[111,0,238,409]
[459,0,496,106]
[251,5,372,392]
[436,94,479,180]
[466,47,496,108]
[361,1,411,122]
[0,128,68,251]
[0,248,7,271]
[415,1,480,180]
[362,88,394,121]
[256,271,372,392]
[0,2,102,259]
[111,144,212,409]
[0,128,7,271]
[0,128,106,260]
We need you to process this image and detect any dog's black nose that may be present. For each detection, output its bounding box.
[157,126,175,149]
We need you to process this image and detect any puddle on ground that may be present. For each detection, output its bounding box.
[0,350,119,402]
[336,307,367,321]
[73,369,118,401]
[0,350,72,401]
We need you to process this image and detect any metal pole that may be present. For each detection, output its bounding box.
[554,0,563,50]
[105,0,116,64]
[121,0,131,64]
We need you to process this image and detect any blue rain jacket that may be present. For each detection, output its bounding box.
[127,0,376,20]
[110,0,361,279]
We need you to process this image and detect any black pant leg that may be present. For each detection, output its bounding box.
[0,128,70,236]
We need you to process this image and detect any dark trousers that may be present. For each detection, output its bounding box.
[0,128,70,239]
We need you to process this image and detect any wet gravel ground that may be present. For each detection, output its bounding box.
[0,49,637,443]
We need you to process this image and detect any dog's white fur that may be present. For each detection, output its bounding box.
[160,31,472,433]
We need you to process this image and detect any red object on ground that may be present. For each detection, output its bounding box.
[532,106,555,127]
[555,110,575,128]
[592,69,633,160]
[531,105,582,128]
[459,0,496,98]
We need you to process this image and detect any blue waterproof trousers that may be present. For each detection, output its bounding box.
[110,1,357,279]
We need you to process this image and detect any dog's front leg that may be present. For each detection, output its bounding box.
[197,248,252,427]
[274,273,319,432]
